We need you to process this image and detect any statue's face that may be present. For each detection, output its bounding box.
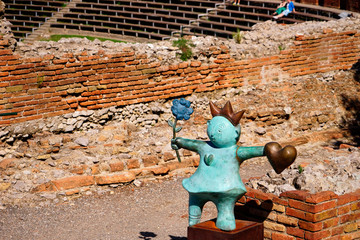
[207,116,241,148]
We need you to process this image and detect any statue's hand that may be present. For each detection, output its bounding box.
[171,138,180,150]
[264,142,297,174]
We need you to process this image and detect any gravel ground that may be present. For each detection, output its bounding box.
[0,160,271,240]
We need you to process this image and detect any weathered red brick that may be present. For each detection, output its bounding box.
[109,162,125,172]
[305,209,337,222]
[305,191,338,204]
[52,175,95,190]
[298,220,323,231]
[337,193,358,206]
[95,172,135,185]
[289,199,337,213]
[142,155,159,167]
[126,159,140,169]
[286,207,306,220]
[272,232,295,240]
[286,226,305,238]
[277,215,298,226]
[280,190,311,201]
[31,181,57,192]
[304,229,331,240]
[163,152,175,161]
[331,225,344,236]
[340,212,360,224]
[148,166,170,175]
[323,217,340,229]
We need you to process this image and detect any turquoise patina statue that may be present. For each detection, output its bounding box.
[170,100,297,231]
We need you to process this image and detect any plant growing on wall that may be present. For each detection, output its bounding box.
[232,29,243,44]
[37,75,44,88]
[172,38,194,61]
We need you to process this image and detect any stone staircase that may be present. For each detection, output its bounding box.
[22,0,81,44]
[171,1,225,38]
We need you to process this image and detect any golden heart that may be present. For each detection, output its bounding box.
[264,142,297,174]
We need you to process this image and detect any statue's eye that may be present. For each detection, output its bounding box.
[217,123,226,133]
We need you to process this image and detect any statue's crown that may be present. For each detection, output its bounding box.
[210,101,245,126]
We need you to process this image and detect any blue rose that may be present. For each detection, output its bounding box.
[171,98,194,120]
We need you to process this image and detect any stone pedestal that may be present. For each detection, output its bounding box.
[187,219,264,240]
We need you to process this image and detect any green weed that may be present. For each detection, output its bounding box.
[298,165,304,174]
[172,38,194,61]
[232,29,243,44]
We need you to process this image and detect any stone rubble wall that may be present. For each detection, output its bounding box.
[0,0,16,51]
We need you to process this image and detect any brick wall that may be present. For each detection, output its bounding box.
[237,188,360,240]
[1,29,360,127]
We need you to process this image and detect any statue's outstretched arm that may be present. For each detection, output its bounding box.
[171,137,205,153]
[236,146,265,162]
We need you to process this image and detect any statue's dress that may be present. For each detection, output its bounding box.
[182,143,247,197]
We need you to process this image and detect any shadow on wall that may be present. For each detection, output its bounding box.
[340,94,360,146]
[235,199,273,223]
[351,59,360,83]
[339,60,360,146]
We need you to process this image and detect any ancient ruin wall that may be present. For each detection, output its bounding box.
[1,25,360,127]
[1,18,360,240]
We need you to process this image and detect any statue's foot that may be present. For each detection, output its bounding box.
[216,217,236,231]
[189,215,201,226]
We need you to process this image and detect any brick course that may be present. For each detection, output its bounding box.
[1,31,360,127]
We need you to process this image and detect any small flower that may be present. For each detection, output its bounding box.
[171,98,194,120]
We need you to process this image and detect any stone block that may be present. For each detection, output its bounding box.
[109,162,125,172]
[304,229,331,240]
[53,176,95,190]
[142,155,159,167]
[277,215,298,226]
[271,232,296,240]
[163,151,175,161]
[0,158,16,169]
[126,159,140,169]
[298,220,323,231]
[264,220,286,232]
[148,166,169,175]
[95,172,135,185]
[286,226,305,238]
